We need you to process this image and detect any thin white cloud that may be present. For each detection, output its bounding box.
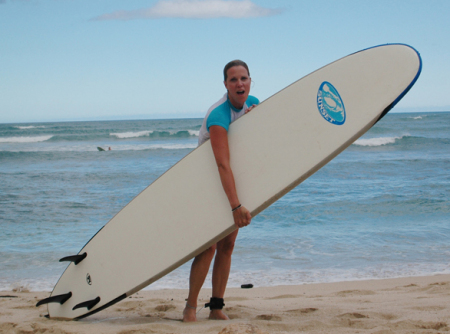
[93,0,282,21]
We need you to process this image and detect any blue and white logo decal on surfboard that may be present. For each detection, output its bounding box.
[317,82,346,125]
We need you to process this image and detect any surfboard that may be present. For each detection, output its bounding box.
[97,147,105,151]
[37,44,422,319]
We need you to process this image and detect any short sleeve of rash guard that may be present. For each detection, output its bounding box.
[246,95,260,106]
[206,95,259,132]
[206,106,231,132]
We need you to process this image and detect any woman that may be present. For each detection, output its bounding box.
[183,60,259,322]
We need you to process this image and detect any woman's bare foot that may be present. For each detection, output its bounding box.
[209,309,230,320]
[182,304,197,322]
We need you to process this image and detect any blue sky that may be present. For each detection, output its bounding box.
[1,0,449,123]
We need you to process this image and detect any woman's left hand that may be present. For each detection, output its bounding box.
[245,104,257,114]
[232,205,252,228]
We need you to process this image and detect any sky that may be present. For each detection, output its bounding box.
[1,0,450,123]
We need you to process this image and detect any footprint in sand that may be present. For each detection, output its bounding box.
[334,313,372,330]
[218,323,268,334]
[392,320,449,331]
[335,290,375,297]
[286,308,318,315]
[255,314,282,321]
[154,304,176,312]
[338,312,368,319]
[265,294,299,300]
[415,282,450,295]
[410,305,446,312]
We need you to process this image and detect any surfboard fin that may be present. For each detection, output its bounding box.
[36,292,72,307]
[72,297,100,311]
[59,252,87,265]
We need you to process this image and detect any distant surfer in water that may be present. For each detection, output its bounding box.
[183,60,259,322]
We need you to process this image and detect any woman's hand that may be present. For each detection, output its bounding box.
[245,104,257,114]
[232,206,251,228]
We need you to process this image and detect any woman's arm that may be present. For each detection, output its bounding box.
[209,125,251,228]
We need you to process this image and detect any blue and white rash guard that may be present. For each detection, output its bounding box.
[198,93,259,146]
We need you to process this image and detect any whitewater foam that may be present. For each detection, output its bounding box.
[0,135,53,143]
[353,136,404,147]
[113,143,197,151]
[110,130,199,139]
[14,125,46,130]
[0,143,197,153]
[110,131,153,139]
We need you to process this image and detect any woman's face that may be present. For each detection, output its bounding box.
[224,65,251,109]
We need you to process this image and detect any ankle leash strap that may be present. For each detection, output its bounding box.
[205,297,225,310]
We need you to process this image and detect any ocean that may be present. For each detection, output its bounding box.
[1,112,449,291]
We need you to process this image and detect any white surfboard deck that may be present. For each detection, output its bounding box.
[43,44,421,319]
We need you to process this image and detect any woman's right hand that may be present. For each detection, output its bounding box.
[233,206,251,228]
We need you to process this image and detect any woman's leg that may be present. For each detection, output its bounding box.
[209,229,238,320]
[183,244,216,322]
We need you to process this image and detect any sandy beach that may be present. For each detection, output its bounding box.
[1,274,449,333]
